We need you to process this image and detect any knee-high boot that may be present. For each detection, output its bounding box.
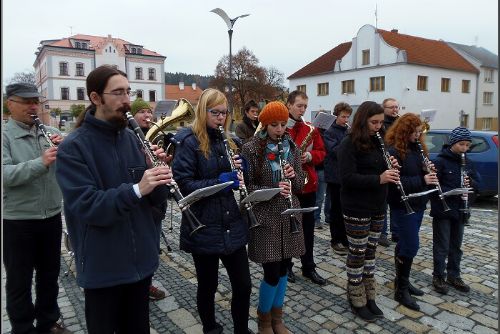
[394,248,423,296]
[394,256,420,311]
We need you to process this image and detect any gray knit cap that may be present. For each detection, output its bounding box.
[449,127,472,146]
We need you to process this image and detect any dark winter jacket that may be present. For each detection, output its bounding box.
[235,115,258,144]
[337,135,388,216]
[430,145,480,220]
[323,122,349,184]
[172,127,248,255]
[55,111,170,289]
[387,143,429,212]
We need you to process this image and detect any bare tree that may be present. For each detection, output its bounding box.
[8,71,36,85]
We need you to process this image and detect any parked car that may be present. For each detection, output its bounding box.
[424,129,498,197]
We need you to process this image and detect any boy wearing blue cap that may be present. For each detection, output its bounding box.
[430,127,480,295]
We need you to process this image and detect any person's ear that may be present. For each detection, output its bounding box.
[89,92,102,106]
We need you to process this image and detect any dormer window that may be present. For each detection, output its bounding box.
[131,47,136,54]
[75,41,81,48]
[137,48,142,54]
[81,42,87,49]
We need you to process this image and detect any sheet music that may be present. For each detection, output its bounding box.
[240,188,282,204]
[312,112,336,130]
[442,188,474,197]
[178,181,234,207]
[406,188,438,198]
[281,207,318,215]
[421,109,437,122]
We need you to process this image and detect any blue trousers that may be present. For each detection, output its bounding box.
[432,217,464,278]
[392,209,424,259]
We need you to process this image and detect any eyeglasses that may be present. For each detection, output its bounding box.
[102,90,136,97]
[385,105,400,110]
[8,98,41,106]
[207,109,229,117]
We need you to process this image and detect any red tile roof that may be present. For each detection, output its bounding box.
[45,34,164,57]
[288,28,478,79]
[165,84,203,105]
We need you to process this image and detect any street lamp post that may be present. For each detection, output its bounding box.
[210,8,250,121]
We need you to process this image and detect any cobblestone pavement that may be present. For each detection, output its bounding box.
[2,201,498,334]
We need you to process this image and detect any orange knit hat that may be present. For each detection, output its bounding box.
[258,101,289,126]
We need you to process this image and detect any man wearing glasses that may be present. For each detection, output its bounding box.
[3,83,71,333]
[55,65,173,333]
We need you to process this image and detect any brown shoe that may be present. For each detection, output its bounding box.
[50,321,73,334]
[257,310,273,334]
[271,307,291,334]
[446,277,470,293]
[149,285,166,300]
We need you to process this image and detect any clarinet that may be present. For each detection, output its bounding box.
[31,114,57,147]
[126,112,206,236]
[277,136,300,234]
[415,139,450,212]
[460,153,470,225]
[375,132,414,214]
[218,126,260,229]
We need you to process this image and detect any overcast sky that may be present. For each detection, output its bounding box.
[2,0,498,87]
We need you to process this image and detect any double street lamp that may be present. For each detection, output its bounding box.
[210,8,250,119]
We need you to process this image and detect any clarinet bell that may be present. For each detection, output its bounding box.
[184,209,206,237]
[289,215,301,234]
[247,208,262,229]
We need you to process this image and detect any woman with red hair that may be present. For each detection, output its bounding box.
[385,113,438,311]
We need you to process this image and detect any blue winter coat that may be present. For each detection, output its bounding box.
[387,143,429,212]
[430,145,480,220]
[55,111,170,289]
[172,127,248,255]
[323,122,348,184]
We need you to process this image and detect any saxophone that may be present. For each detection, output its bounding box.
[299,116,315,184]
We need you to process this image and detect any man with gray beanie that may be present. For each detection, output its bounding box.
[3,83,71,333]
[430,127,480,295]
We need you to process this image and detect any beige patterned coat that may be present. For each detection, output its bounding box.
[241,134,306,263]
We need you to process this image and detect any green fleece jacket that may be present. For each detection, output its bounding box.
[2,118,62,220]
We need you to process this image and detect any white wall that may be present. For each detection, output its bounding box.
[95,43,126,70]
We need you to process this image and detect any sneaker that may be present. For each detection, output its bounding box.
[149,285,166,300]
[378,235,390,247]
[447,277,470,293]
[332,243,348,256]
[432,276,449,295]
[49,321,72,334]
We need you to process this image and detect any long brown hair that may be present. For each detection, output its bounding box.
[385,113,428,160]
[350,101,384,151]
[192,88,237,158]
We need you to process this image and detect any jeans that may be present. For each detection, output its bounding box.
[84,276,152,334]
[392,209,424,259]
[192,246,251,334]
[432,217,465,278]
[3,215,62,334]
[314,169,330,224]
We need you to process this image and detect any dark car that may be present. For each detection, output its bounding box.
[424,129,498,197]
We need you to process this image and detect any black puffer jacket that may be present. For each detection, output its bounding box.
[172,127,248,255]
[323,123,348,184]
[430,145,480,220]
[387,143,429,212]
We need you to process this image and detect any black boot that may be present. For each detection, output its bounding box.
[394,257,420,311]
[394,252,424,296]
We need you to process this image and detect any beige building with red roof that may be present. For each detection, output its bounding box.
[288,24,496,130]
[165,82,203,107]
[33,34,165,125]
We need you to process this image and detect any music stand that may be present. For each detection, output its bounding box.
[442,188,474,197]
[282,206,319,215]
[178,181,234,207]
[240,188,282,204]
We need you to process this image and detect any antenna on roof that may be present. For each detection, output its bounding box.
[474,35,478,46]
[375,4,378,29]
[69,26,74,36]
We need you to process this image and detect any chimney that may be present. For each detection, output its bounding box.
[107,34,112,39]
[391,29,398,33]
[179,81,184,90]
[192,83,197,90]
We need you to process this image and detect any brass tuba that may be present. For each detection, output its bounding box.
[145,98,195,158]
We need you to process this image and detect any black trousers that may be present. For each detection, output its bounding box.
[290,192,317,272]
[192,246,251,334]
[3,214,62,334]
[84,276,152,334]
[328,183,348,246]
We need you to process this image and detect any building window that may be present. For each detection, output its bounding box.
[342,80,355,94]
[441,78,451,92]
[77,88,85,100]
[369,76,385,92]
[317,83,329,96]
[75,63,84,76]
[149,90,156,102]
[59,62,68,76]
[135,67,143,80]
[136,90,143,99]
[484,69,494,82]
[362,49,370,65]
[460,114,469,128]
[148,68,156,81]
[482,118,492,130]
[61,87,69,100]
[417,76,428,91]
[75,41,81,48]
[462,80,470,93]
[131,47,136,54]
[81,42,87,49]
[483,92,493,104]
[137,48,142,54]
[296,85,306,93]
